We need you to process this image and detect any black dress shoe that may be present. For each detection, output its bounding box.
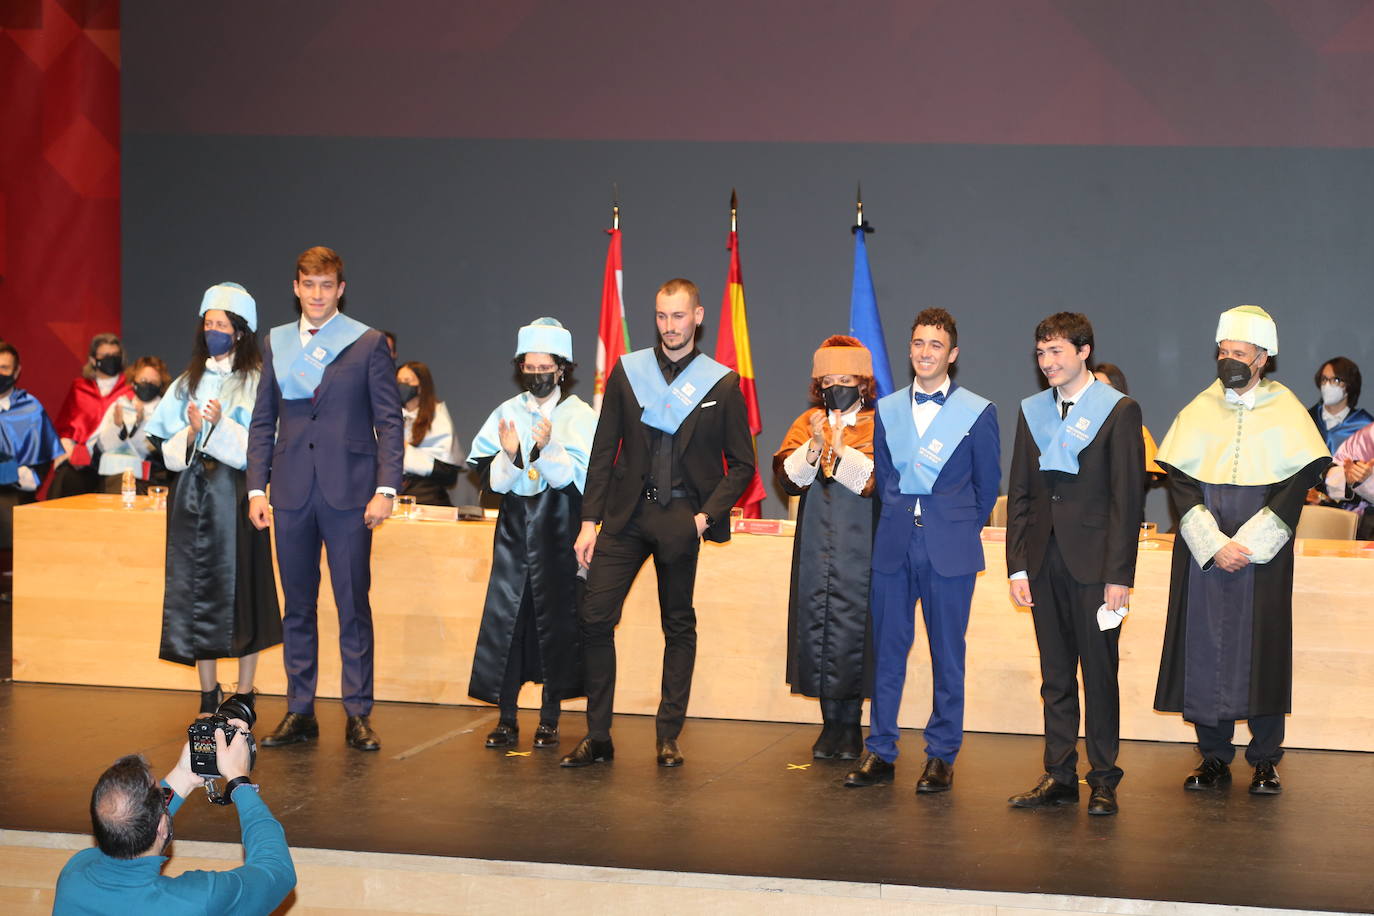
[261,712,319,747]
[656,738,684,767]
[485,723,519,749]
[834,724,864,761]
[916,757,954,794]
[1088,785,1119,816]
[1008,773,1079,808]
[1249,761,1282,795]
[1184,757,1232,791]
[533,724,560,749]
[811,723,842,760]
[345,715,381,751]
[559,736,614,767]
[844,750,895,787]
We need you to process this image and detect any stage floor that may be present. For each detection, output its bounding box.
[1,683,1369,914]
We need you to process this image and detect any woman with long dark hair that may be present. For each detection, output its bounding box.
[397,360,462,506]
[146,283,281,715]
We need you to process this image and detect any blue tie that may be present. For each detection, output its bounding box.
[914,390,946,405]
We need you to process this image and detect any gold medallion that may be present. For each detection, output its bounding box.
[528,467,540,481]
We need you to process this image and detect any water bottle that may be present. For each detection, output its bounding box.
[121,469,137,508]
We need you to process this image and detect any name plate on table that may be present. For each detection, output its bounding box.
[731,517,795,536]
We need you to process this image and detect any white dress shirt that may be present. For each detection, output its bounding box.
[910,376,952,517]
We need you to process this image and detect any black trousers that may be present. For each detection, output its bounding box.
[498,585,560,726]
[579,499,700,741]
[1028,535,1123,789]
[1195,714,1285,766]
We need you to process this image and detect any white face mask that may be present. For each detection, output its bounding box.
[1321,382,1346,407]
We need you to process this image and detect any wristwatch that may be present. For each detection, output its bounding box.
[222,776,258,801]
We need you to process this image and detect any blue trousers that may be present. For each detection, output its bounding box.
[272,482,375,717]
[866,524,976,764]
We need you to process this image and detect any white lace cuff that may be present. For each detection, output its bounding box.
[1233,507,1290,564]
[833,446,873,496]
[1179,504,1231,569]
[783,443,820,488]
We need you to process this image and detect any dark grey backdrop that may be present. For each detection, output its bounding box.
[121,133,1374,518]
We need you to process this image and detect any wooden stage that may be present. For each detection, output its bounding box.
[11,493,1374,751]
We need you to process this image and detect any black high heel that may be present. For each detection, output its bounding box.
[198,684,223,717]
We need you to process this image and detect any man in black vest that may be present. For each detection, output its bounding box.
[1005,312,1144,815]
[561,278,755,768]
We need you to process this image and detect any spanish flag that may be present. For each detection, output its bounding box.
[593,227,629,411]
[715,223,768,517]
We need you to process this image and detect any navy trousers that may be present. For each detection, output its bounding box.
[272,481,376,717]
[866,523,976,765]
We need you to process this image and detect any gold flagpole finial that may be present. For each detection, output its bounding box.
[856,181,863,228]
[730,187,738,232]
[612,182,620,231]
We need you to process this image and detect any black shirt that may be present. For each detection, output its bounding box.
[647,345,699,492]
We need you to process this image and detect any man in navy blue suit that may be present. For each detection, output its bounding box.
[845,308,1000,793]
[247,246,404,751]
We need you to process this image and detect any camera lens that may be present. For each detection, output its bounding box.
[216,694,256,729]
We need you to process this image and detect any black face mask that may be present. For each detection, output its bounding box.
[523,371,558,399]
[0,373,15,396]
[1217,356,1257,390]
[397,383,419,404]
[133,381,162,403]
[821,383,861,413]
[95,355,123,376]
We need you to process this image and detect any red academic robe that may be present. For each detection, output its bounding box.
[54,376,131,467]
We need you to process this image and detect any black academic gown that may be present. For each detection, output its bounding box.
[774,416,878,701]
[1154,458,1327,722]
[156,445,281,665]
[466,455,585,704]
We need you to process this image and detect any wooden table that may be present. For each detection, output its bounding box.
[13,494,1374,750]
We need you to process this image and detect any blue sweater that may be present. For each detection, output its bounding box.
[54,783,295,916]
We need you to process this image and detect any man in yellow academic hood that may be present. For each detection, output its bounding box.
[1153,305,1328,797]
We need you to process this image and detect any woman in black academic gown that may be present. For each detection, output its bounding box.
[145,283,281,715]
[465,319,597,750]
[773,336,880,760]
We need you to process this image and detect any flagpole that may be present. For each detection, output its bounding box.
[730,188,737,233]
[612,182,620,230]
[854,181,872,236]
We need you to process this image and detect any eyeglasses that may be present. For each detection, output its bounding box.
[1320,376,1346,385]
[521,364,557,373]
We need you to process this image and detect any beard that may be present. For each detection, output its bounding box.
[661,332,692,351]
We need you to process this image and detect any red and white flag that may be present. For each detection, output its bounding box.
[593,227,629,411]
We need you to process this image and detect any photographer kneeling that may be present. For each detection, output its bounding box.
[54,714,295,915]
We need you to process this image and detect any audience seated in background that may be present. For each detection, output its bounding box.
[1325,422,1374,540]
[91,356,174,495]
[397,360,463,506]
[49,332,132,499]
[1308,356,1370,454]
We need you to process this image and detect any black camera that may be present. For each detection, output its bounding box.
[188,693,257,779]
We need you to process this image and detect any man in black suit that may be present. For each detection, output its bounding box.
[1005,312,1144,815]
[560,278,754,768]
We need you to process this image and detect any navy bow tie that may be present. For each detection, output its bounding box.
[914,390,946,405]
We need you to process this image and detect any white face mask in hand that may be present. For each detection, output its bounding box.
[1321,382,1345,407]
[1097,603,1129,631]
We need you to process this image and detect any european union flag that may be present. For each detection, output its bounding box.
[849,226,895,396]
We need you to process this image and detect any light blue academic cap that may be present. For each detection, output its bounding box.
[200,282,258,331]
[515,317,572,360]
